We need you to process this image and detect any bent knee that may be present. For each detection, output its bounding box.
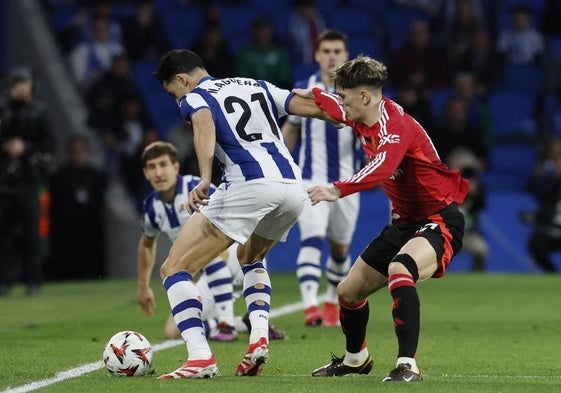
[337,281,363,304]
[160,260,178,280]
[159,264,169,280]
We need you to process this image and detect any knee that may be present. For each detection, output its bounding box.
[159,264,168,280]
[337,280,362,304]
[160,260,175,280]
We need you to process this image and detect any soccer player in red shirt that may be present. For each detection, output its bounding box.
[295,56,469,382]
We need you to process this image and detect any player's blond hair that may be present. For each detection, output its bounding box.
[331,55,388,90]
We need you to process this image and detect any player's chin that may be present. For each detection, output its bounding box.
[154,182,171,191]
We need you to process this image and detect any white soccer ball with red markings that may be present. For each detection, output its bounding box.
[103,331,153,377]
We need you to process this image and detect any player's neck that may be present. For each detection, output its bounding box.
[159,188,175,203]
[188,68,210,90]
[321,72,334,89]
[362,98,382,127]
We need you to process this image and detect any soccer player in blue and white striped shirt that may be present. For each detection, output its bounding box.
[282,30,363,328]
[153,49,334,379]
[138,141,237,342]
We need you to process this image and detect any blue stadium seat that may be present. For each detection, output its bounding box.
[291,62,317,85]
[487,90,537,143]
[142,90,182,137]
[500,64,544,94]
[155,0,188,12]
[271,8,293,44]
[382,7,430,52]
[347,36,383,58]
[132,60,182,135]
[500,0,545,20]
[248,0,290,14]
[488,144,537,180]
[50,4,81,32]
[133,60,161,93]
[218,6,259,48]
[226,35,251,55]
[315,0,342,15]
[349,0,391,14]
[479,191,537,272]
[429,88,452,119]
[481,171,525,192]
[543,93,561,135]
[495,4,542,33]
[328,8,375,37]
[548,35,561,56]
[160,6,205,49]
[111,3,136,21]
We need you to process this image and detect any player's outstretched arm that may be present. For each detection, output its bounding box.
[288,93,343,126]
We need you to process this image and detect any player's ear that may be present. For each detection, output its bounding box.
[173,161,180,173]
[360,89,370,104]
[175,73,188,86]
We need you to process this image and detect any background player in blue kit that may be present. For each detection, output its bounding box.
[282,30,363,327]
[153,49,336,379]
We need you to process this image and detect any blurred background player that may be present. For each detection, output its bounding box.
[282,29,362,327]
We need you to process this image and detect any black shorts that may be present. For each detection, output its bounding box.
[360,203,465,278]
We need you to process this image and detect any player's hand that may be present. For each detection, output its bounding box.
[138,287,156,317]
[292,87,314,98]
[307,185,340,206]
[187,179,211,213]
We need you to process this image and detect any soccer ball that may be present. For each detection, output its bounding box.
[102,331,153,377]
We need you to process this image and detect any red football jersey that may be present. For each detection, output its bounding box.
[313,88,470,225]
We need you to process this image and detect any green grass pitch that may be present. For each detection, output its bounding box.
[1,273,560,393]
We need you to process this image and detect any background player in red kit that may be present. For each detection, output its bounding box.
[295,56,469,382]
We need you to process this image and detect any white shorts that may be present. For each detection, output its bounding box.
[299,180,360,244]
[200,180,307,244]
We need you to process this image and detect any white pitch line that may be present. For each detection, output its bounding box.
[1,297,313,393]
[441,374,561,380]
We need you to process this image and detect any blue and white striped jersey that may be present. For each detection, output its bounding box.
[141,174,216,242]
[178,76,302,184]
[287,72,362,183]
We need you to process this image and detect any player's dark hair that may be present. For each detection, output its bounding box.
[141,141,178,166]
[316,29,348,49]
[153,49,206,84]
[332,55,388,91]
